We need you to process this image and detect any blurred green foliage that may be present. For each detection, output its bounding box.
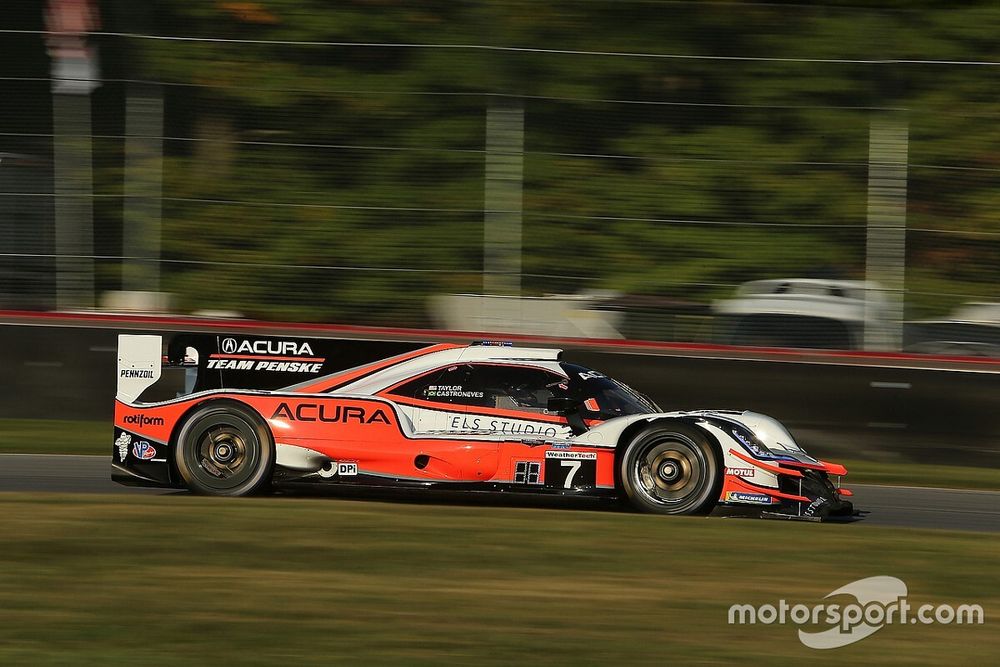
[103,1,1000,324]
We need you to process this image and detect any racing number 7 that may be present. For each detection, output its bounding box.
[560,460,581,488]
[543,454,597,489]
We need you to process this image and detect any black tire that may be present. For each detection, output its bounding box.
[174,402,274,496]
[618,423,722,515]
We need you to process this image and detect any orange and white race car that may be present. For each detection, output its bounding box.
[113,334,854,519]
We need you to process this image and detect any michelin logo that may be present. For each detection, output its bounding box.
[115,432,132,462]
[725,491,773,504]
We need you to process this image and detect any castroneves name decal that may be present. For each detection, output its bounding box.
[221,338,315,356]
[426,385,484,399]
[271,403,391,425]
[207,359,323,373]
[122,414,165,427]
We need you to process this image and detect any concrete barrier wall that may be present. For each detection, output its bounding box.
[2,320,998,466]
[571,350,1000,466]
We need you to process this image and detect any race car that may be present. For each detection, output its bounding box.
[113,334,854,520]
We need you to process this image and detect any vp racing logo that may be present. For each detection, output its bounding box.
[132,441,157,460]
[728,575,984,649]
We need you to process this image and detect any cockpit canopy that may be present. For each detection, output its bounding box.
[388,360,658,419]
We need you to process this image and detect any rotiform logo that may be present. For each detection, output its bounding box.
[122,414,165,427]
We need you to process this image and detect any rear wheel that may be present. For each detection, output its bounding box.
[618,423,721,515]
[175,403,274,496]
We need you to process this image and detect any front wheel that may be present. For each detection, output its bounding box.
[175,403,274,496]
[618,423,721,515]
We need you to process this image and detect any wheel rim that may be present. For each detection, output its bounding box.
[630,435,707,507]
[183,416,261,491]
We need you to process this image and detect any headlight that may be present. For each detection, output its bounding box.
[729,425,774,459]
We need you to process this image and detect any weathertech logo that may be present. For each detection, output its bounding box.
[122,414,164,427]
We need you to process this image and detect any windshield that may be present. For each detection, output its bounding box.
[560,363,660,418]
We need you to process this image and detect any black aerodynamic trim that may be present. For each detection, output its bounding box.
[281,343,444,393]
[166,334,429,396]
[733,478,790,496]
[273,470,618,497]
[111,462,184,489]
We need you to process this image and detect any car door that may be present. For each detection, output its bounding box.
[446,364,575,439]
[384,364,480,433]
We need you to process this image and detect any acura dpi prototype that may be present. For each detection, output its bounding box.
[113,334,855,520]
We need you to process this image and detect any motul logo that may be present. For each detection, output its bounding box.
[271,403,391,425]
[221,338,315,356]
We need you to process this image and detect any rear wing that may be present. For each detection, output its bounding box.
[117,332,430,403]
[116,334,163,402]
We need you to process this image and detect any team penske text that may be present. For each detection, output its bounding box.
[208,359,322,373]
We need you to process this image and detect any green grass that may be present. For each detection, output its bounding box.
[3,419,998,491]
[0,419,110,456]
[841,459,1000,491]
[0,494,995,665]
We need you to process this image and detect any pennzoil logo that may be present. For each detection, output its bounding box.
[120,369,155,378]
[271,403,391,425]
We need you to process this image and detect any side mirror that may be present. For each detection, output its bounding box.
[546,397,580,415]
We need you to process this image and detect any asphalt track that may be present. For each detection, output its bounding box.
[1,454,998,532]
